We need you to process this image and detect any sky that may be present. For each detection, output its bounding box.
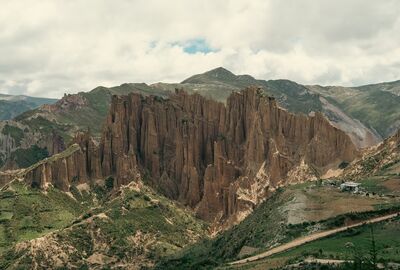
[1,0,400,98]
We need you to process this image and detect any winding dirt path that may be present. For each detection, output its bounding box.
[229,212,399,265]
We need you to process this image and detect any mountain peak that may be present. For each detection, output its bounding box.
[181,67,237,84]
[204,66,235,77]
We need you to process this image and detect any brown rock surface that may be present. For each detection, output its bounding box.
[105,87,358,225]
[8,87,358,226]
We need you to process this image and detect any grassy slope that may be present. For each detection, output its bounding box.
[0,181,207,269]
[308,84,400,137]
[224,217,400,270]
[156,180,400,270]
[0,181,90,254]
[272,217,400,262]
[228,218,400,270]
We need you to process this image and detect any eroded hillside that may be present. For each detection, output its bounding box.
[0,88,358,230]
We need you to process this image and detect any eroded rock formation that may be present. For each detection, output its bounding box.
[8,87,358,226]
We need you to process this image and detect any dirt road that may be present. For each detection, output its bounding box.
[229,212,399,265]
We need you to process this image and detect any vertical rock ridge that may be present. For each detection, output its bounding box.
[11,86,358,227]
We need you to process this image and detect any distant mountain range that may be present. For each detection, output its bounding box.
[157,67,400,146]
[0,93,57,120]
[0,67,400,170]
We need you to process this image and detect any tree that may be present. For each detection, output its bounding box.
[105,176,114,190]
[345,241,363,270]
[369,225,377,270]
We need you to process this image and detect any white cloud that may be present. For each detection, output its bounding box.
[0,0,399,98]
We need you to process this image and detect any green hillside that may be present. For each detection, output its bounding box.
[0,94,57,120]
[0,181,92,254]
[224,217,400,270]
[307,84,400,137]
[156,180,400,269]
[0,180,207,269]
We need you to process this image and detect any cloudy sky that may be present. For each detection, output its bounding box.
[1,0,400,98]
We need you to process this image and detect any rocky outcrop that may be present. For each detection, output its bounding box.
[10,87,358,226]
[41,93,88,113]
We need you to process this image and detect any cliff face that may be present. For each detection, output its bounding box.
[110,87,355,223]
[10,87,358,226]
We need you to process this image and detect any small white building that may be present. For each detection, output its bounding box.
[340,181,361,193]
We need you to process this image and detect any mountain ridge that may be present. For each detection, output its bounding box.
[0,93,57,121]
[1,87,358,230]
[1,67,398,173]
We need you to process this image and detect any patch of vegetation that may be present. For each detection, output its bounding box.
[338,161,349,169]
[380,159,400,172]
[9,145,49,168]
[1,124,24,146]
[19,116,72,142]
[0,181,90,254]
[105,176,114,191]
[263,79,323,115]
[359,177,390,195]
[156,190,288,269]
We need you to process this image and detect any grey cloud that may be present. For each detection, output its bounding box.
[0,0,399,98]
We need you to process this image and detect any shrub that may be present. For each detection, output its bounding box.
[338,161,349,169]
[105,177,114,190]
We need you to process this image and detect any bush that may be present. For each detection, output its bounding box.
[338,161,349,169]
[10,145,49,168]
[105,177,114,190]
